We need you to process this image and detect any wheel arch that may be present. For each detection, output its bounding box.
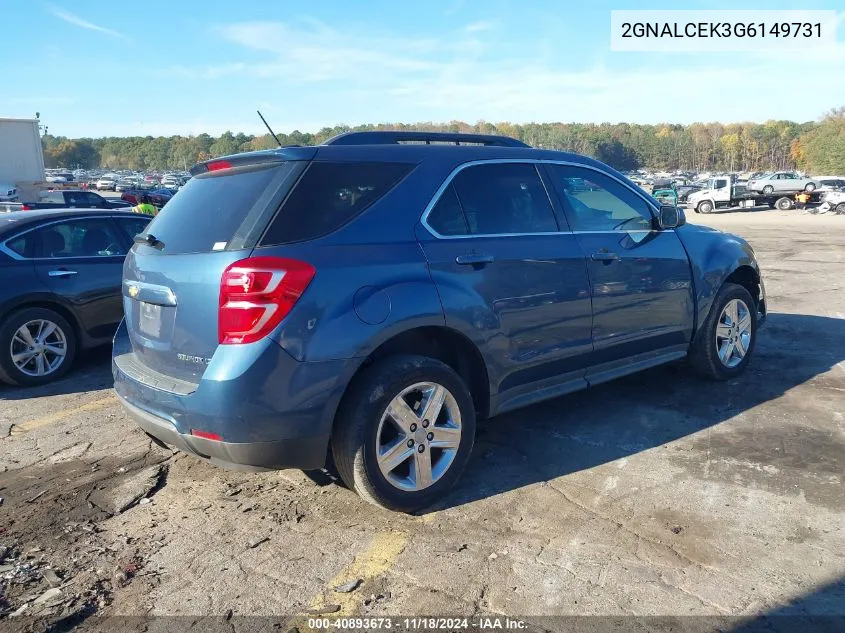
[331,325,491,437]
[696,197,715,212]
[725,265,761,308]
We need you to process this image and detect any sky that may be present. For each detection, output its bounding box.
[2,0,844,138]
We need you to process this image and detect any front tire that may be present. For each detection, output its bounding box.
[0,308,77,387]
[332,355,476,513]
[804,183,816,192]
[762,185,774,194]
[835,202,845,214]
[697,200,713,214]
[689,283,757,381]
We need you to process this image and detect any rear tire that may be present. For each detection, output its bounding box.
[697,200,713,214]
[689,283,757,381]
[332,355,476,513]
[0,308,77,387]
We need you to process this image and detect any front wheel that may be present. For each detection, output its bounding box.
[697,200,713,214]
[804,183,816,192]
[762,185,774,194]
[0,308,77,386]
[835,202,845,214]
[332,355,476,512]
[689,283,757,381]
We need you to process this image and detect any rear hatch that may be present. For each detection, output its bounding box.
[121,150,313,383]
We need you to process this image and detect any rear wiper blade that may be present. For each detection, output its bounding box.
[134,232,164,250]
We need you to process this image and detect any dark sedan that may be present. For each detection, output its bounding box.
[0,209,151,386]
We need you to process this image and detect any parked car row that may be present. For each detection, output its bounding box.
[20,189,131,211]
[63,169,192,193]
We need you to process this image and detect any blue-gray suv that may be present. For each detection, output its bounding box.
[113,131,766,512]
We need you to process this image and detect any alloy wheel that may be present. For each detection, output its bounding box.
[375,382,462,492]
[715,299,752,368]
[10,319,68,377]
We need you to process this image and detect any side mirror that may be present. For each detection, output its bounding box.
[657,204,685,229]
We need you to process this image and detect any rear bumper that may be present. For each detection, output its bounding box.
[112,320,353,471]
[117,393,328,471]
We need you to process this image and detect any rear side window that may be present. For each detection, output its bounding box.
[450,163,558,235]
[5,233,35,258]
[34,218,126,258]
[140,162,302,254]
[261,162,413,245]
[426,184,469,236]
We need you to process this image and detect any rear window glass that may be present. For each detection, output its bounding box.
[261,162,413,245]
[140,162,301,254]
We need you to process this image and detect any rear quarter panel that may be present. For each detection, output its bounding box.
[262,240,444,363]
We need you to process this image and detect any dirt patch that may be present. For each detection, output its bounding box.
[0,451,171,625]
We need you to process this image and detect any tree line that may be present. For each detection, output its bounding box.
[42,107,845,174]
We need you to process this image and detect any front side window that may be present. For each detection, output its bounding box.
[35,219,126,258]
[546,165,653,232]
[450,163,558,235]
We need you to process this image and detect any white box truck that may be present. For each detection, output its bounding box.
[0,117,46,204]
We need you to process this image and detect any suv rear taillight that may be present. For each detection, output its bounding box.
[21,204,31,211]
[218,256,315,345]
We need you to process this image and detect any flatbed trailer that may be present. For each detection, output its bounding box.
[686,177,822,213]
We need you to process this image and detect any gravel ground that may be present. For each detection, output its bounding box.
[0,209,843,631]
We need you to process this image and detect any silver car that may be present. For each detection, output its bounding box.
[747,172,818,194]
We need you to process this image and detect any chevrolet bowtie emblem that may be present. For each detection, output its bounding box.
[128,284,139,298]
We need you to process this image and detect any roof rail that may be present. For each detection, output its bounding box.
[323,131,530,148]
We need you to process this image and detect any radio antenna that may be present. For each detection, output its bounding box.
[257,110,283,147]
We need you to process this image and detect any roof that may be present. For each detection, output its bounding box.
[204,130,638,190]
[324,131,530,148]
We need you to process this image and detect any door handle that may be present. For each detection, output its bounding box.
[48,269,78,277]
[590,251,619,263]
[455,253,494,266]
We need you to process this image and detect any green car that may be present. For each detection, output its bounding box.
[651,179,678,206]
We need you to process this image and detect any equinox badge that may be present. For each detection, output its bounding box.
[177,353,211,365]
